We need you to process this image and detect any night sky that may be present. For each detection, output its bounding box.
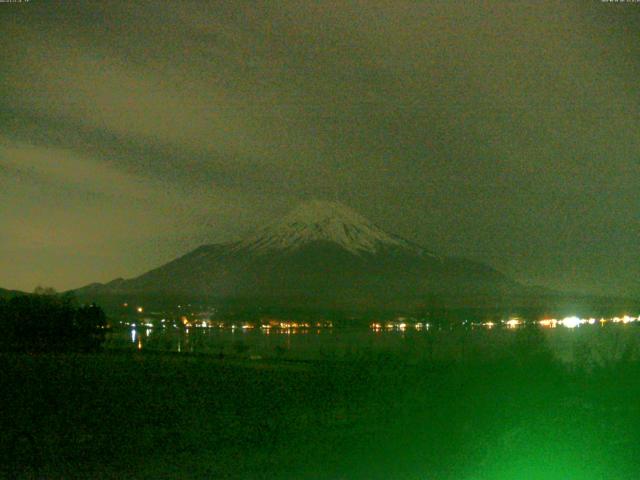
[1,1,639,297]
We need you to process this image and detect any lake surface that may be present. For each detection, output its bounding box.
[105,323,640,365]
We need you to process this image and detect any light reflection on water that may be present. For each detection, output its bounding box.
[105,323,640,365]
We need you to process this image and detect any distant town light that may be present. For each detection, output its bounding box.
[506,318,521,328]
[561,316,581,329]
[539,319,557,328]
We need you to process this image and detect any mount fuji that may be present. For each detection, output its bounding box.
[76,200,522,313]
[233,200,425,256]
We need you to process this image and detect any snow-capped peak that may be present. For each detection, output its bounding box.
[236,200,420,255]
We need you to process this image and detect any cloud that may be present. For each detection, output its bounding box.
[0,0,639,295]
[0,140,266,289]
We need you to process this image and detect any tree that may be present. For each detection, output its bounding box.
[0,290,108,353]
[74,303,108,352]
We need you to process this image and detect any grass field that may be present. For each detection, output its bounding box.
[2,337,640,479]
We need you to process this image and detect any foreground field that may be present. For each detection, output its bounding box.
[2,340,640,479]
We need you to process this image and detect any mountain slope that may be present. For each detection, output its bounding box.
[234,200,425,256]
[75,200,520,311]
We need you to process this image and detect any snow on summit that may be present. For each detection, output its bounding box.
[237,200,417,255]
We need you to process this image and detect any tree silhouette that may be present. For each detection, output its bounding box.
[0,289,108,352]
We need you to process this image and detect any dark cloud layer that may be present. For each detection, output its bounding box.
[1,1,639,295]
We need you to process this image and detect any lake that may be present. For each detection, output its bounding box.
[105,322,640,365]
